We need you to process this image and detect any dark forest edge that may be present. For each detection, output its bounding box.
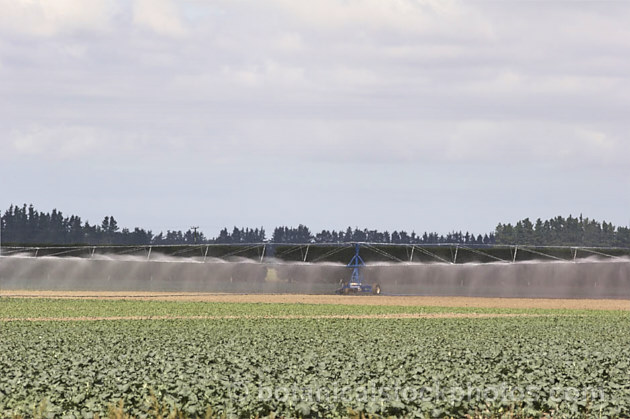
[1,204,629,247]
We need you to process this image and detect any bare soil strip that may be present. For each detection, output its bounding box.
[1,290,628,310]
[0,313,548,322]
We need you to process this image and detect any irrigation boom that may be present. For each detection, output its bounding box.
[1,243,628,298]
[2,243,628,264]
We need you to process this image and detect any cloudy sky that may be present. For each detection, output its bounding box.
[1,0,629,237]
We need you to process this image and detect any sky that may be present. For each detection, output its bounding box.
[1,0,629,238]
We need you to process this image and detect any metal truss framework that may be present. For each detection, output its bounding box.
[1,243,629,264]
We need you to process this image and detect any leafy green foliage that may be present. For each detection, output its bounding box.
[0,303,628,417]
[0,298,621,319]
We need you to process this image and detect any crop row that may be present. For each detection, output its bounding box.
[0,298,621,319]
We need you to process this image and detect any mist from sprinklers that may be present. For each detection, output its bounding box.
[0,253,347,295]
[1,252,629,299]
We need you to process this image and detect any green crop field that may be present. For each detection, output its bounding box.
[0,298,609,319]
[0,299,629,418]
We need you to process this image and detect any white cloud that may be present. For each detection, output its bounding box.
[10,125,102,157]
[132,0,188,37]
[271,0,493,40]
[6,126,173,160]
[0,0,117,36]
[274,32,304,52]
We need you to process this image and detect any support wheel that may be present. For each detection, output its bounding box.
[372,284,381,295]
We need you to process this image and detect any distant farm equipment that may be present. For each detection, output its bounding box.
[335,243,381,295]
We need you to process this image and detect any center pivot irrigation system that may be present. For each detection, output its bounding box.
[1,242,629,295]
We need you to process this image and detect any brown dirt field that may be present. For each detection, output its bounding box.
[0,313,548,322]
[1,290,629,310]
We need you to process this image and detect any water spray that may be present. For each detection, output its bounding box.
[0,243,628,298]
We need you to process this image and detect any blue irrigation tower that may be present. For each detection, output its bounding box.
[348,242,366,283]
[335,243,381,294]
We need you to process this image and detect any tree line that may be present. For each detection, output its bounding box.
[495,215,630,247]
[1,204,628,247]
[278,226,495,245]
